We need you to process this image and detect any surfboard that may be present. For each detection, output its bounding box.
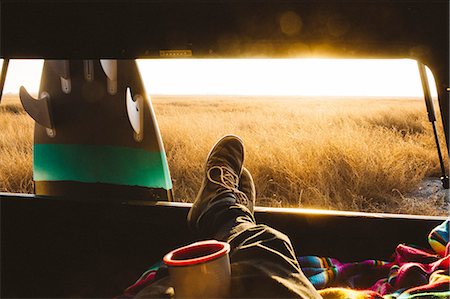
[20,60,173,201]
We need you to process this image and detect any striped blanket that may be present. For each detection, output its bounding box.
[121,220,449,298]
[308,220,449,299]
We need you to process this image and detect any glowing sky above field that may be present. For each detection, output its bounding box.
[1,58,437,97]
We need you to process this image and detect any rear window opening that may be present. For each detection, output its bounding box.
[0,58,447,216]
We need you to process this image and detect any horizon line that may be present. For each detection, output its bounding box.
[1,92,425,100]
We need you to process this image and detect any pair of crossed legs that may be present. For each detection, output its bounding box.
[137,135,321,298]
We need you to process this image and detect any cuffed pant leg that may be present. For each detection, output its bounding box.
[200,198,321,299]
[226,223,321,298]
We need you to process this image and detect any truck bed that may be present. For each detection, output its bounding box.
[1,193,445,298]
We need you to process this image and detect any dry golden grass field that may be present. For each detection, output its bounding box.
[0,94,448,215]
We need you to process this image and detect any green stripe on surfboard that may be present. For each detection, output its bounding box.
[34,144,172,189]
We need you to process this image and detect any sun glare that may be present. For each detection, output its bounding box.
[1,58,437,98]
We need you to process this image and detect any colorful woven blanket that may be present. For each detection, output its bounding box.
[121,220,449,298]
[307,220,449,299]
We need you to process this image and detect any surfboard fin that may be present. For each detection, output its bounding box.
[100,59,117,95]
[19,86,54,131]
[126,87,144,141]
[47,60,71,94]
[83,60,94,82]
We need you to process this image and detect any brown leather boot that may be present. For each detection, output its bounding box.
[187,135,246,231]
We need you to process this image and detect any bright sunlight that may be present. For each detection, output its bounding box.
[1,58,437,97]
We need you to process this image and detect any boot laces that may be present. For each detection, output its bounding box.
[207,165,249,206]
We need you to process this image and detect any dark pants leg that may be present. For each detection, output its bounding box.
[198,195,322,299]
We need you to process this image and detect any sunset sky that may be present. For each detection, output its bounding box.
[1,58,436,97]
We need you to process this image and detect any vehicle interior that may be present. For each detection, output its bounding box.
[1,1,448,298]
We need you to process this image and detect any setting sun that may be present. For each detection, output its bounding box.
[1,58,436,97]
